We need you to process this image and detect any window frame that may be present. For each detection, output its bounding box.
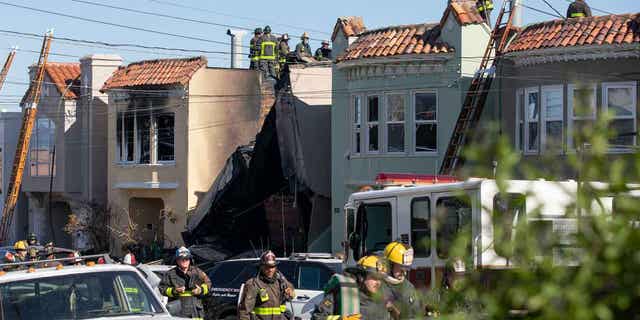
[410,196,431,259]
[384,92,407,154]
[524,87,540,155]
[30,117,56,177]
[351,95,363,155]
[567,84,597,150]
[516,89,525,152]
[602,81,637,153]
[540,85,565,154]
[412,90,438,155]
[365,95,381,154]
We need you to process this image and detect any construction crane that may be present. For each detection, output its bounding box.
[440,0,516,175]
[0,48,17,94]
[0,31,53,243]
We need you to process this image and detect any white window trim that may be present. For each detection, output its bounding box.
[541,85,564,154]
[412,90,438,155]
[515,89,524,152]
[117,103,176,165]
[366,94,381,154]
[567,84,597,151]
[351,95,363,155]
[384,92,407,155]
[117,109,137,165]
[603,81,637,153]
[524,87,540,155]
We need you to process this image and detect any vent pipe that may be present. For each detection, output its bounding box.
[227,29,246,69]
[512,0,523,28]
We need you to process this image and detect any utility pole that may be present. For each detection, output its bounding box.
[0,31,53,243]
[0,48,17,93]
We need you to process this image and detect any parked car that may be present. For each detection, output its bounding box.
[0,254,182,319]
[204,253,343,320]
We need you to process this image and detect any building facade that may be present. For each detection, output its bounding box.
[0,111,26,243]
[494,13,640,179]
[330,0,492,252]
[102,56,263,250]
[20,55,122,249]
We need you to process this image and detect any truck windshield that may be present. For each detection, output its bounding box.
[0,271,164,320]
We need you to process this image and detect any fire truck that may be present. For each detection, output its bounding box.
[342,176,625,289]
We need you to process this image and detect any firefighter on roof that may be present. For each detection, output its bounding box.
[382,242,423,319]
[257,26,279,79]
[476,0,494,25]
[567,0,592,18]
[295,32,313,63]
[250,28,263,70]
[314,41,333,61]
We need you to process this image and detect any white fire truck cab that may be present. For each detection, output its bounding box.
[343,178,617,289]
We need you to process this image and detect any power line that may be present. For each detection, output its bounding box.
[539,0,566,20]
[0,1,234,47]
[520,3,564,19]
[148,0,331,37]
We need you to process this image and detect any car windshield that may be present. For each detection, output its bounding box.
[0,271,164,320]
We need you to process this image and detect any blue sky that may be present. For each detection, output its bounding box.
[0,0,638,109]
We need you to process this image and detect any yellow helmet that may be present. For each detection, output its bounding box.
[13,241,27,251]
[384,241,414,267]
[357,255,387,275]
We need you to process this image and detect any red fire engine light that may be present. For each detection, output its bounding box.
[375,173,459,186]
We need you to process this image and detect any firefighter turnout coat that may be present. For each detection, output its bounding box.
[238,272,294,320]
[383,279,423,319]
[159,265,212,319]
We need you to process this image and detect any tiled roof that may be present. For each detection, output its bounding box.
[441,0,486,26]
[101,56,207,91]
[337,23,453,62]
[332,16,366,41]
[45,63,81,99]
[505,13,640,53]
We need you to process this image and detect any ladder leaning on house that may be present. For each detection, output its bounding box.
[0,32,53,244]
[439,0,517,175]
[0,48,17,93]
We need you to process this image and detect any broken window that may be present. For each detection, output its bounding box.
[367,96,380,153]
[386,94,405,153]
[30,117,55,177]
[414,92,437,153]
[156,112,175,162]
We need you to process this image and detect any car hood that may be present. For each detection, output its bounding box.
[88,315,185,319]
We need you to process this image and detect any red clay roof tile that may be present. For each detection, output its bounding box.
[45,63,81,99]
[507,13,640,53]
[442,0,486,26]
[101,56,206,91]
[337,23,453,62]
[332,17,367,41]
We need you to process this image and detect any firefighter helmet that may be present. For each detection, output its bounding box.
[13,241,27,251]
[254,27,263,35]
[175,246,192,260]
[27,232,37,242]
[264,25,272,33]
[260,250,277,267]
[301,32,310,39]
[357,255,387,276]
[282,33,289,41]
[383,241,414,267]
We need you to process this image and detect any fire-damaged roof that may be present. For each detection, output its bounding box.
[21,62,81,105]
[101,56,207,91]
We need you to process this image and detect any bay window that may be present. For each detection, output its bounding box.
[30,118,55,177]
[541,85,564,152]
[367,96,380,153]
[603,82,637,150]
[352,96,362,154]
[568,84,596,149]
[524,87,540,153]
[386,94,405,153]
[414,92,437,153]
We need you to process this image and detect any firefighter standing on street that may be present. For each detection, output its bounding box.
[278,34,290,73]
[314,41,332,61]
[295,32,313,63]
[382,242,423,319]
[250,28,263,70]
[567,0,592,18]
[257,26,279,79]
[476,0,494,25]
[3,241,29,270]
[159,247,212,320]
[312,255,398,320]
[238,250,295,320]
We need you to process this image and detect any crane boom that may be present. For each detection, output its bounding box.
[0,48,16,94]
[439,0,516,175]
[0,32,53,243]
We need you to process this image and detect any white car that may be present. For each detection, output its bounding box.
[0,255,183,319]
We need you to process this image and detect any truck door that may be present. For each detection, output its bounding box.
[431,191,473,290]
[349,197,396,261]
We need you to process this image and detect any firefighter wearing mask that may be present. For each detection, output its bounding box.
[312,255,398,320]
[238,250,295,320]
[382,242,423,319]
[249,28,263,70]
[567,0,592,18]
[159,247,212,320]
[257,25,279,79]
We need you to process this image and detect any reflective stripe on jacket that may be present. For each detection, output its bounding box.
[477,0,494,12]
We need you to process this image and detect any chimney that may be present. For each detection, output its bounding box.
[512,0,523,28]
[79,54,123,100]
[227,29,246,69]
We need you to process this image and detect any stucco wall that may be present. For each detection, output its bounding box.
[186,68,261,211]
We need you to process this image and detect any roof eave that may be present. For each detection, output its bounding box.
[504,43,640,67]
[336,53,454,69]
